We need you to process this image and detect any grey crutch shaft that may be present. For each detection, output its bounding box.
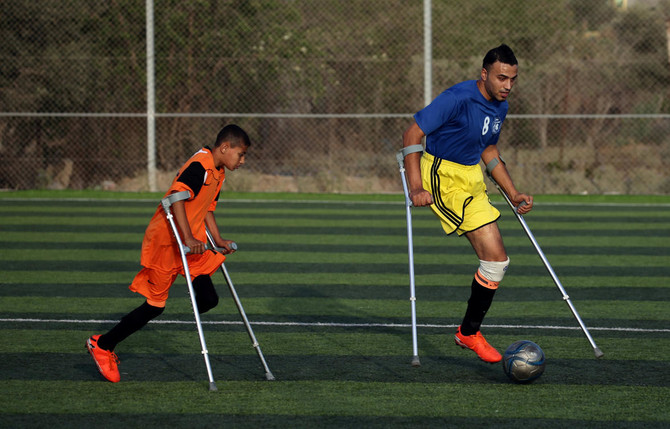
[495,187,604,359]
[396,145,423,367]
[161,192,219,390]
[205,229,275,380]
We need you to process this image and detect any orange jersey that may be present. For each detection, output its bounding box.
[140,147,226,273]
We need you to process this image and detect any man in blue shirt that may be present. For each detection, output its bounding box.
[402,44,533,363]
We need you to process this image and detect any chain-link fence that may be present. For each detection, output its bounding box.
[2,0,669,194]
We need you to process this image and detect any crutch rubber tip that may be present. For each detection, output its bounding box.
[209,381,218,391]
[265,372,276,381]
[411,356,421,367]
[594,347,604,359]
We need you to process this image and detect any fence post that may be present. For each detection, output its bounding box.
[423,0,432,106]
[146,0,157,192]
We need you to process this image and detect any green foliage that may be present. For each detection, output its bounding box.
[2,1,669,191]
[569,0,616,30]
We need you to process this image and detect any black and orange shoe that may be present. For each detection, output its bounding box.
[85,335,121,382]
[454,326,502,363]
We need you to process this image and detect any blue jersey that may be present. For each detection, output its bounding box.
[414,80,508,166]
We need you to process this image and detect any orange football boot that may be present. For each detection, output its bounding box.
[85,335,121,382]
[454,326,502,363]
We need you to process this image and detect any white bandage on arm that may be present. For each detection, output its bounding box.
[478,257,510,283]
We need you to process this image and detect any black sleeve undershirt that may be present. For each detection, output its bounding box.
[177,162,206,197]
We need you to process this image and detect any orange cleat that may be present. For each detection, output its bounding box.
[85,335,121,382]
[454,326,502,363]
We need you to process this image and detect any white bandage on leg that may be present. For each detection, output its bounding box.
[479,258,510,282]
[475,258,510,289]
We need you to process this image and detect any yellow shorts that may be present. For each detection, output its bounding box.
[129,250,225,307]
[421,152,500,236]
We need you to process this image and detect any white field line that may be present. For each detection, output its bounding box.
[1,197,669,208]
[0,317,668,333]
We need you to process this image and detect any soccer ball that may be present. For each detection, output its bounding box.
[502,340,546,383]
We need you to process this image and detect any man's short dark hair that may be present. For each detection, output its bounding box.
[215,124,251,148]
[482,44,518,70]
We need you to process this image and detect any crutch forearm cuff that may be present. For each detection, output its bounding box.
[161,190,191,210]
[485,156,505,179]
[396,144,424,165]
[401,144,424,158]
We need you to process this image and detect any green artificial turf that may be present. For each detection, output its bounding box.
[1,191,669,428]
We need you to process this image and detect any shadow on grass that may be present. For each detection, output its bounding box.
[3,352,669,387]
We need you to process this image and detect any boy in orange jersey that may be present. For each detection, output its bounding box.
[85,124,250,382]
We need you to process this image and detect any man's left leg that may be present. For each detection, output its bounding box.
[455,222,509,363]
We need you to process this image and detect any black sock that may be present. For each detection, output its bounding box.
[193,275,219,314]
[460,277,497,336]
[97,301,164,351]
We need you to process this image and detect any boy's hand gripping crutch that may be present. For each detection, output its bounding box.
[161,191,219,391]
[396,144,424,367]
[204,228,275,381]
[485,160,604,359]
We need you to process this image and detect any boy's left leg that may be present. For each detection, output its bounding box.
[183,251,224,314]
[193,275,219,313]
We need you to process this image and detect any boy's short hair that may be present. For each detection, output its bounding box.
[215,124,251,148]
[482,44,518,70]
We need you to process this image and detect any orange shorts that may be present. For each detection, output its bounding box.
[129,250,225,307]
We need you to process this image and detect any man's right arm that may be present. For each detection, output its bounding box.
[402,121,433,207]
[171,199,206,254]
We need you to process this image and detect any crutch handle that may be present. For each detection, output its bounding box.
[182,244,205,254]
[206,241,238,252]
[184,241,237,254]
[516,200,528,213]
[514,200,533,215]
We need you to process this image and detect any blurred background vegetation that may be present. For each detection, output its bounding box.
[1,0,669,194]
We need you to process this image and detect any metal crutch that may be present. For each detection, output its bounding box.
[205,228,275,380]
[160,191,219,391]
[396,144,424,367]
[485,161,604,359]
